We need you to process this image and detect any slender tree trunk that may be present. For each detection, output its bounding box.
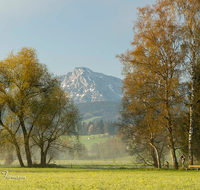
[189,59,195,165]
[1,122,25,167]
[168,129,178,169]
[47,157,52,164]
[20,118,32,167]
[10,133,25,167]
[152,150,158,168]
[40,146,46,168]
[189,104,194,165]
[44,153,47,167]
[24,137,32,167]
[164,81,178,169]
[41,142,50,168]
[14,143,25,167]
[43,144,50,167]
[164,76,179,169]
[41,146,44,167]
[150,142,161,169]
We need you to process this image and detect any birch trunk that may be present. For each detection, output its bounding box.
[189,58,195,165]
[150,142,161,169]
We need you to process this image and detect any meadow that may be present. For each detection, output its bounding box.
[0,135,194,189]
[0,167,199,190]
[79,135,110,150]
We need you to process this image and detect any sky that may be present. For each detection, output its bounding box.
[0,0,156,79]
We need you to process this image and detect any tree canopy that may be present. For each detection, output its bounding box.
[0,47,81,167]
[118,0,200,169]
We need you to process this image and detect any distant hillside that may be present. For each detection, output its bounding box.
[76,101,120,122]
[59,67,122,103]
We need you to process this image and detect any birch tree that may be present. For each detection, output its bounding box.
[166,0,200,166]
[118,2,185,169]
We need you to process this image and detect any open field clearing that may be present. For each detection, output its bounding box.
[0,156,133,167]
[79,135,110,150]
[0,168,200,190]
[54,157,134,167]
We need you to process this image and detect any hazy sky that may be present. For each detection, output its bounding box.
[0,0,156,79]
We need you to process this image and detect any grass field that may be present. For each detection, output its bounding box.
[0,168,199,190]
[0,135,195,189]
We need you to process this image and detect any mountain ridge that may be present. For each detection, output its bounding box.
[59,67,122,103]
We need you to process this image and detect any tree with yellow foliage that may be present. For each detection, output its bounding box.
[118,65,168,168]
[118,2,186,169]
[0,47,81,167]
[31,85,80,167]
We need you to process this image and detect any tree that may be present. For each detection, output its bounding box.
[98,119,104,134]
[64,141,87,160]
[102,138,127,162]
[88,124,95,135]
[31,85,81,167]
[117,2,186,169]
[0,47,59,167]
[177,62,200,162]
[0,47,81,167]
[118,65,168,168]
[166,0,200,165]
[104,121,115,135]
[81,122,89,135]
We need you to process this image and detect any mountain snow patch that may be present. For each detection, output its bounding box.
[108,84,114,92]
[87,75,91,81]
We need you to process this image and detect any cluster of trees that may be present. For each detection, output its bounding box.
[80,120,119,135]
[118,0,200,169]
[0,47,81,167]
[89,138,128,161]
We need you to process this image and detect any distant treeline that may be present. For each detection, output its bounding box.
[79,120,120,135]
[77,101,120,122]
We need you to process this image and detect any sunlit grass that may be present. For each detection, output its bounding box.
[0,168,199,190]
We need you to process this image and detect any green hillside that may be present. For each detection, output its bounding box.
[76,101,120,122]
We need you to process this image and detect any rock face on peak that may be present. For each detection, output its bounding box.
[59,67,122,103]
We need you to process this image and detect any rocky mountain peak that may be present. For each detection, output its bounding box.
[59,67,122,103]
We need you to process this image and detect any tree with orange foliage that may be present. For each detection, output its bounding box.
[118,2,186,169]
[118,65,168,168]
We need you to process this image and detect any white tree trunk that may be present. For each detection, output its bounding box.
[189,59,195,165]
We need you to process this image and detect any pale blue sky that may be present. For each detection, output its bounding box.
[0,0,156,79]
